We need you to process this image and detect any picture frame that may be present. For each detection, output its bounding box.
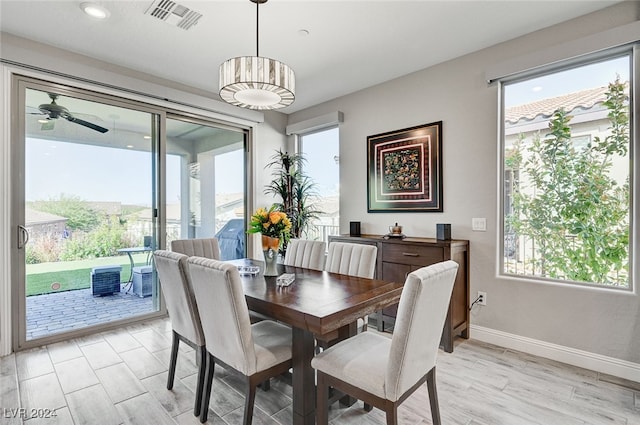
[367,121,443,212]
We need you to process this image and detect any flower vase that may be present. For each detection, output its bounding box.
[261,235,280,276]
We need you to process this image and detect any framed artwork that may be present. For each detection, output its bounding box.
[367,121,443,212]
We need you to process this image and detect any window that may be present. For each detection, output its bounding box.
[299,127,340,247]
[501,53,632,288]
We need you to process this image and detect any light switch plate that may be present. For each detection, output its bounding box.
[472,217,487,231]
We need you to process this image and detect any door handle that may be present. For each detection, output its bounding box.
[17,225,30,249]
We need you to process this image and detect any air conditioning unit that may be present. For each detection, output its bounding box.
[91,265,122,296]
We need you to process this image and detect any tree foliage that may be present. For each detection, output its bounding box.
[507,77,629,286]
[31,193,100,232]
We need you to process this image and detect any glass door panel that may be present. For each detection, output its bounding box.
[17,83,161,346]
[165,117,247,259]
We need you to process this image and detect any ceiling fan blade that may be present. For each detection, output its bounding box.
[65,115,109,133]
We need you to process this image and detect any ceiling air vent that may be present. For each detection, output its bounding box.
[145,0,202,30]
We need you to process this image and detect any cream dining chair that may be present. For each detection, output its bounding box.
[171,237,221,260]
[283,238,326,270]
[153,250,206,417]
[312,260,459,425]
[187,257,293,425]
[323,241,377,335]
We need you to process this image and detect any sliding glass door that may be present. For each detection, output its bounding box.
[13,79,162,349]
[165,116,247,260]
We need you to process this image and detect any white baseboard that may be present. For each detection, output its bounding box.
[470,324,640,383]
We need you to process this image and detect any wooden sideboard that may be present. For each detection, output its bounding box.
[328,234,470,352]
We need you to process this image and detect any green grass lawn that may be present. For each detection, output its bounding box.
[26,253,150,296]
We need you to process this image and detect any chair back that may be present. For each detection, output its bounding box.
[171,238,221,260]
[187,256,258,375]
[153,250,204,346]
[324,242,377,278]
[385,260,458,401]
[283,239,326,270]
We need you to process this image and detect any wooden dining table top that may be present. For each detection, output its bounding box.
[228,258,404,338]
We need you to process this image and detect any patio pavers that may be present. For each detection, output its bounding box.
[26,285,155,340]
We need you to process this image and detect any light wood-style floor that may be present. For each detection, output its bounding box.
[1,317,639,425]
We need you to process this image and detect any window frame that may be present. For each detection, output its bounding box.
[497,45,637,291]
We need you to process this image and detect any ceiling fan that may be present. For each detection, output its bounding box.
[36,93,109,133]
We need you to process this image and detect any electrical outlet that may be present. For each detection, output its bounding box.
[477,291,487,306]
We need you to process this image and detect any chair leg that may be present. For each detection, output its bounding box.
[167,331,180,390]
[316,372,329,425]
[426,367,441,425]
[364,402,373,412]
[193,345,207,417]
[243,378,257,425]
[260,379,270,391]
[199,353,215,423]
[385,403,398,425]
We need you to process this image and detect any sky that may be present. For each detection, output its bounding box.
[505,56,629,107]
[26,139,243,206]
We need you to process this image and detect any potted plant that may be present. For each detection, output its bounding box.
[247,205,292,276]
[264,150,320,254]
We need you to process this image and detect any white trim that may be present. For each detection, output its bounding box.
[286,111,343,135]
[485,21,640,84]
[470,324,640,383]
[0,64,12,356]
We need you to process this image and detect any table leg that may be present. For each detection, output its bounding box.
[292,327,315,425]
[126,252,135,283]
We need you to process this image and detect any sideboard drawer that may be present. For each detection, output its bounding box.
[382,243,443,266]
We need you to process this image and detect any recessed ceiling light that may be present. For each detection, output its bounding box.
[143,135,151,139]
[532,86,543,92]
[126,145,134,149]
[38,119,49,124]
[298,29,310,37]
[80,2,110,20]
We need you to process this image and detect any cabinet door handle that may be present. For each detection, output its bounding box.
[402,252,419,257]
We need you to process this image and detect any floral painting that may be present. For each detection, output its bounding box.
[367,121,442,212]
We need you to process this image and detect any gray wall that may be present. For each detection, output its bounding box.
[288,2,640,364]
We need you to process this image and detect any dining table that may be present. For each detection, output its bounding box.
[228,258,404,425]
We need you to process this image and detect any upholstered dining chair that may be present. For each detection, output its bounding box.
[312,260,459,425]
[153,250,206,417]
[324,241,377,333]
[283,239,326,270]
[171,237,221,260]
[324,241,377,279]
[187,257,293,425]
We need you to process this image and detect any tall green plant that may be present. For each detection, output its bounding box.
[508,77,629,286]
[264,150,320,243]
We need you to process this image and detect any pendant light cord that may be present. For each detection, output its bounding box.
[256,0,260,57]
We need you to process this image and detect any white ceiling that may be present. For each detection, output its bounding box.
[0,0,623,114]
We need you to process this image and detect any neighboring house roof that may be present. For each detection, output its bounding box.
[505,86,608,125]
[25,207,67,225]
[130,204,182,222]
[87,201,122,216]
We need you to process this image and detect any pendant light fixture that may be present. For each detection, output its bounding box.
[219,0,295,110]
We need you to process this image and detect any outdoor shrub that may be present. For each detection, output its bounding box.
[25,233,64,264]
[60,217,128,260]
